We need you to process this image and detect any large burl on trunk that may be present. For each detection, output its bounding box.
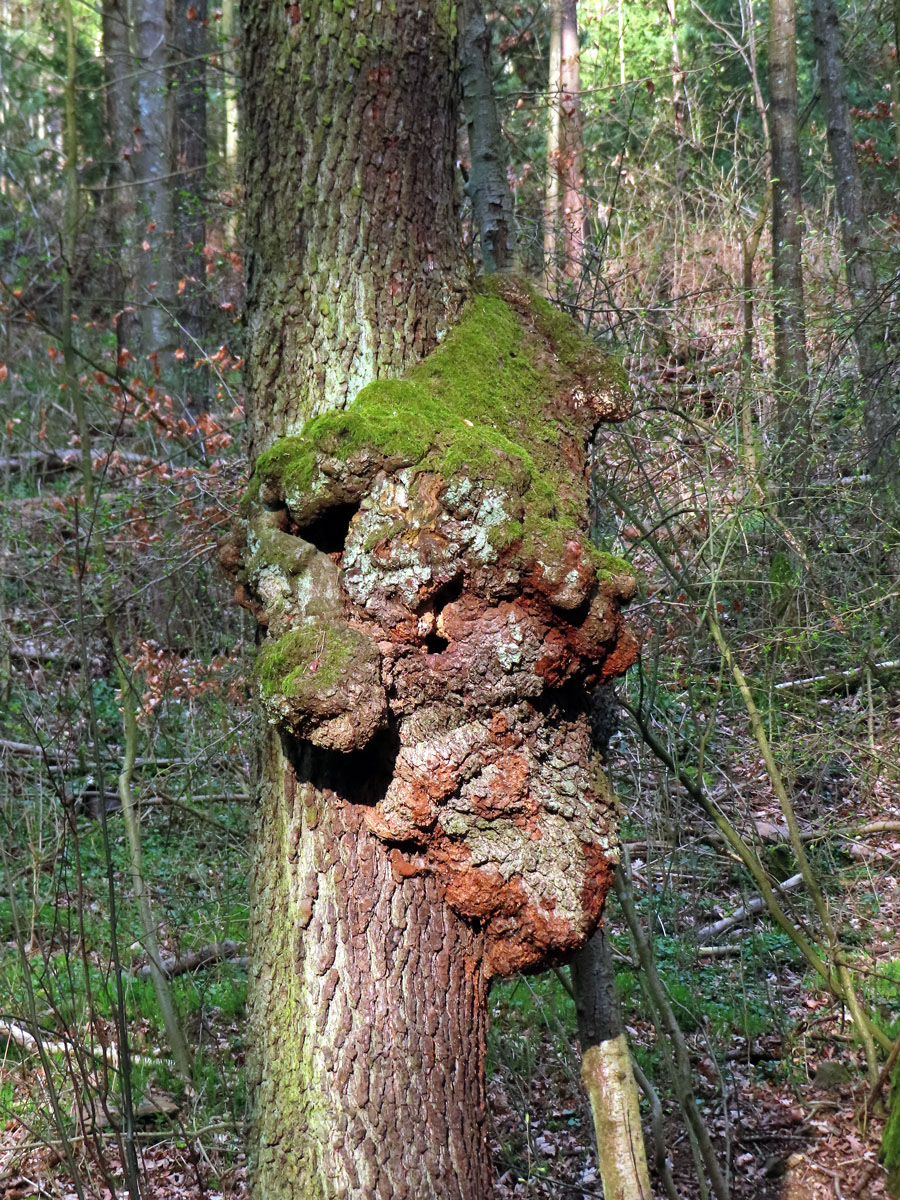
[236,0,636,1191]
[233,276,637,980]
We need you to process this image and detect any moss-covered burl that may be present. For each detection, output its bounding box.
[226,276,637,977]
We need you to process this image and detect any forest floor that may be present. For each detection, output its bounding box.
[2,364,899,1200]
[2,714,897,1200]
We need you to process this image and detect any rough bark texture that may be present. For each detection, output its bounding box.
[231,277,637,980]
[768,0,809,474]
[249,733,492,1199]
[812,0,893,471]
[242,0,469,456]
[236,1,637,1194]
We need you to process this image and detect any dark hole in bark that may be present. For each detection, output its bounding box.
[296,502,360,555]
[552,594,592,624]
[531,676,590,721]
[428,574,464,613]
[424,631,450,654]
[282,719,400,804]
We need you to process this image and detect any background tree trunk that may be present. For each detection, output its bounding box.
[559,0,585,282]
[101,0,139,356]
[173,0,209,415]
[768,0,809,484]
[459,0,516,271]
[134,0,177,385]
[571,927,653,1200]
[545,0,585,289]
[544,0,563,286]
[812,0,893,473]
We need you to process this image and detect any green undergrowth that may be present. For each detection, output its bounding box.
[0,796,250,1133]
[250,278,630,574]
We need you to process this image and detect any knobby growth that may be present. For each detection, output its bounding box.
[224,276,637,978]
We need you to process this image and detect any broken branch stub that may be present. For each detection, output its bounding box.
[226,277,638,977]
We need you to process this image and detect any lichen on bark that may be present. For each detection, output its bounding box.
[229,275,637,977]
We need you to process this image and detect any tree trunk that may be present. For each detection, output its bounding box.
[241,2,483,1194]
[571,927,653,1200]
[238,1,638,1195]
[666,0,685,138]
[134,0,176,383]
[101,0,140,356]
[559,0,585,282]
[544,0,563,286]
[173,0,209,415]
[459,0,516,271]
[885,1066,900,1197]
[768,0,809,483]
[545,0,585,289]
[250,737,492,1198]
[812,0,893,473]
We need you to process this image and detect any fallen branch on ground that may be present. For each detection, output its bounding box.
[0,1019,159,1066]
[774,660,900,696]
[695,873,804,940]
[131,940,245,981]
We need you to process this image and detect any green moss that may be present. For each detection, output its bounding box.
[252,279,632,564]
[592,550,633,580]
[256,623,357,698]
[247,524,310,578]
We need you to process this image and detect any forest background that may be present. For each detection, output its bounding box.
[1,0,899,1196]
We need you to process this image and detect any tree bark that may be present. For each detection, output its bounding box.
[768,0,809,482]
[241,2,480,1193]
[101,0,140,357]
[250,737,492,1198]
[812,0,893,473]
[544,0,585,289]
[242,0,469,457]
[173,0,209,415]
[571,927,653,1200]
[134,0,177,382]
[459,0,516,271]
[238,2,637,1195]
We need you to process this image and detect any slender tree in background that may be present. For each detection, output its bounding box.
[666,0,686,138]
[173,0,209,413]
[571,923,653,1200]
[459,0,516,271]
[768,0,809,480]
[545,0,585,287]
[812,0,893,474]
[235,0,636,1190]
[100,0,139,355]
[134,0,176,381]
[892,0,900,187]
[544,0,563,282]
